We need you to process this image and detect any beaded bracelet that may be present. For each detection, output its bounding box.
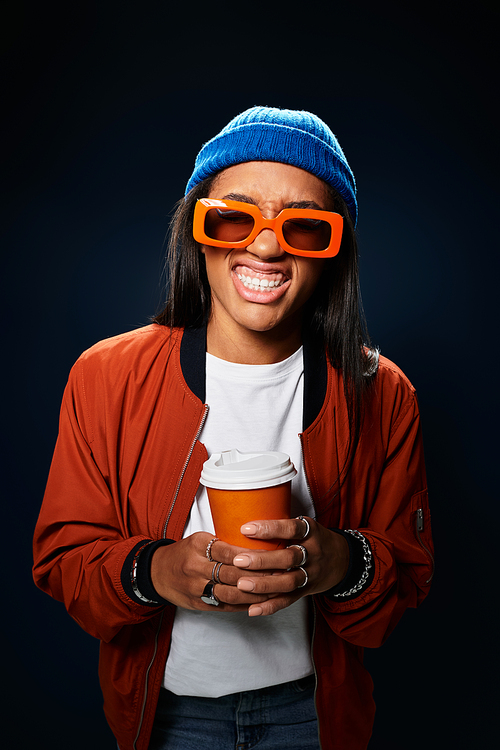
[130,542,161,605]
[333,530,373,598]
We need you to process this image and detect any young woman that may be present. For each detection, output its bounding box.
[33,106,434,750]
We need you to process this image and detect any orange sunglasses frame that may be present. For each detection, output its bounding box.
[193,198,343,258]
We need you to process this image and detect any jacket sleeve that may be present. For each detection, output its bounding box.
[314,378,434,649]
[33,358,171,643]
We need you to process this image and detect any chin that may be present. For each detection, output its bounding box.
[239,311,294,335]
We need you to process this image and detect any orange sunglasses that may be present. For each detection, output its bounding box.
[193,198,343,258]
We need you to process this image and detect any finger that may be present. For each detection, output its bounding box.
[232,546,304,571]
[197,597,255,613]
[201,538,259,566]
[248,594,301,617]
[240,517,313,541]
[206,561,272,587]
[237,568,306,595]
[209,583,272,608]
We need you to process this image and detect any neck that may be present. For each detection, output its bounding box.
[206,316,303,364]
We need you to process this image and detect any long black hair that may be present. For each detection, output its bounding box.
[153,172,379,497]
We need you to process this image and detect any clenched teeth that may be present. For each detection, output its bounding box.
[236,273,286,292]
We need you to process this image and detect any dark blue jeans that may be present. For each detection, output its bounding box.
[147,674,320,749]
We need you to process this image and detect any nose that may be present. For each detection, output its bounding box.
[246,228,286,260]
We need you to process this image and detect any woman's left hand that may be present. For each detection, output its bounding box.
[233,516,349,616]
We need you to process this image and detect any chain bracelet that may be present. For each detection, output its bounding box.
[333,530,373,598]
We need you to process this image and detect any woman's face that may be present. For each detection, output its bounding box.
[200,161,332,351]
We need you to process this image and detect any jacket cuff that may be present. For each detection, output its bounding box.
[121,539,175,607]
[322,529,374,601]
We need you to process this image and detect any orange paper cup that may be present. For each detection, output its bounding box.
[207,482,292,549]
[200,449,297,551]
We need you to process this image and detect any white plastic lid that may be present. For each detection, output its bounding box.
[199,449,297,490]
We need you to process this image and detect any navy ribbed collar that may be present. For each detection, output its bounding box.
[179,324,327,432]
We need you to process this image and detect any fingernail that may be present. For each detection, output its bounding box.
[241,524,258,535]
[233,554,251,567]
[248,606,263,617]
[238,579,255,592]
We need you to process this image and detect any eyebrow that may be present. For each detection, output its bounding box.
[221,193,326,211]
[221,193,257,205]
[286,200,325,210]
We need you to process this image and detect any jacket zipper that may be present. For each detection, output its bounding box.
[162,405,209,539]
[310,598,323,749]
[416,508,435,584]
[133,405,209,749]
[300,433,322,748]
[132,610,164,750]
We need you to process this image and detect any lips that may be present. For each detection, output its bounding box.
[232,262,291,300]
[233,262,290,285]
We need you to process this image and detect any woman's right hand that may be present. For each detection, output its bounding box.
[150,532,274,611]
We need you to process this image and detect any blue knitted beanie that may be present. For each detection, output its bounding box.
[185,106,358,226]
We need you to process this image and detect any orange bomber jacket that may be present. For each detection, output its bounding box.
[33,324,434,750]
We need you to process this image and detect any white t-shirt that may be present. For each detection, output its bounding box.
[163,347,316,697]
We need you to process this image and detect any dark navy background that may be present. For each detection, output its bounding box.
[2,2,497,748]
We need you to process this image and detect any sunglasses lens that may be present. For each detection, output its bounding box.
[204,208,255,244]
[282,218,332,252]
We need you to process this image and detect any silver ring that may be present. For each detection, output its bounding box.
[296,516,310,540]
[287,544,308,567]
[200,582,220,606]
[212,561,223,584]
[210,562,218,582]
[297,567,308,589]
[215,562,223,584]
[205,537,219,562]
